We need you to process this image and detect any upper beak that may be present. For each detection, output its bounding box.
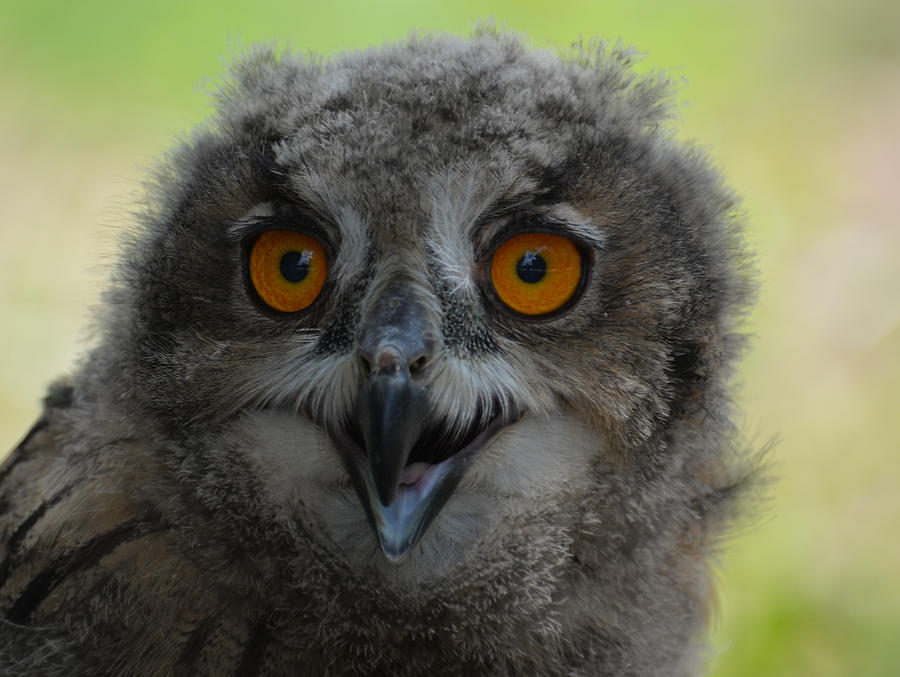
[356,349,428,506]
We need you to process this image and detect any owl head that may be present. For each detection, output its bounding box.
[85,29,753,578]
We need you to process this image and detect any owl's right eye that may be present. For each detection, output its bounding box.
[248,230,328,313]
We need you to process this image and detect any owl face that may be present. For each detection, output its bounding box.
[104,34,739,571]
[223,191,607,562]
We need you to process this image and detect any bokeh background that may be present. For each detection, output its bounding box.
[1,1,898,674]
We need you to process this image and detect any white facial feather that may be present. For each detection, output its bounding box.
[230,407,598,583]
[425,168,490,295]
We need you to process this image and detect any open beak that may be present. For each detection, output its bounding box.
[335,382,507,560]
[329,280,509,560]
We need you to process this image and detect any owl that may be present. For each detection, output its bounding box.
[0,29,758,676]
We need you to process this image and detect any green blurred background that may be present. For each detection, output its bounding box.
[1,1,898,674]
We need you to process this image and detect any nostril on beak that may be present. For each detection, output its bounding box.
[408,354,428,376]
[359,344,429,380]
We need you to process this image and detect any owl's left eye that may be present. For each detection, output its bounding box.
[249,230,328,313]
[489,232,585,316]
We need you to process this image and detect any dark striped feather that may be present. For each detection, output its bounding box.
[0,418,48,486]
[0,482,78,591]
[5,511,163,624]
[0,381,73,485]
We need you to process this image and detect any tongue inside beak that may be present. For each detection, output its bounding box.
[400,462,430,485]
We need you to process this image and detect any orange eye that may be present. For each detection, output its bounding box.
[489,233,584,316]
[249,230,327,313]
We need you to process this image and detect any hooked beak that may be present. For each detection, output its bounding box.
[330,280,515,561]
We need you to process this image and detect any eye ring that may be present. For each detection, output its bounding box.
[248,230,328,313]
[487,232,587,318]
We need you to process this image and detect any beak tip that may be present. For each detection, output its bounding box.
[380,542,411,563]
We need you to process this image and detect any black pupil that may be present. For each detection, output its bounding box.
[280,250,311,283]
[516,251,547,283]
